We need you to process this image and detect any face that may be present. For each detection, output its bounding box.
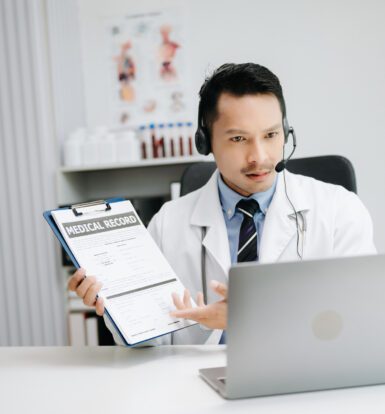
[211,93,285,196]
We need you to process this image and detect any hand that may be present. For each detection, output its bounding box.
[68,268,104,316]
[170,280,228,330]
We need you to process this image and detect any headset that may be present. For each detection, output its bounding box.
[195,62,296,161]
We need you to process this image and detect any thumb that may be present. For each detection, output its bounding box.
[210,280,228,299]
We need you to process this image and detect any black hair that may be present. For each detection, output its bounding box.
[198,63,286,133]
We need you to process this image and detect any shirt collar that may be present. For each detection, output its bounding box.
[217,173,278,219]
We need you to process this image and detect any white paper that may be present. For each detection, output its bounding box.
[52,200,196,345]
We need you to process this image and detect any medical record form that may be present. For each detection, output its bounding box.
[50,200,196,345]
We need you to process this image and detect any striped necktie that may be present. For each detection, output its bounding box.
[237,199,260,262]
[219,199,261,345]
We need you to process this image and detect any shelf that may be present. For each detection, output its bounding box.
[57,154,215,205]
[60,155,214,173]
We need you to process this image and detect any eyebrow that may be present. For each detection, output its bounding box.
[224,129,250,135]
[262,123,282,133]
[224,123,282,135]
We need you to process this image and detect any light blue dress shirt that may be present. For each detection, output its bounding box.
[217,173,278,264]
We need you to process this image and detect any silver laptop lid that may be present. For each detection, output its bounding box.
[226,254,385,399]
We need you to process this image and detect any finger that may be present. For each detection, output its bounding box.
[95,297,105,316]
[170,306,206,322]
[183,289,192,308]
[210,280,228,299]
[68,268,86,291]
[196,292,205,307]
[76,276,97,299]
[171,292,185,310]
[83,282,102,307]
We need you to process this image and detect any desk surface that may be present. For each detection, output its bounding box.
[1,345,385,414]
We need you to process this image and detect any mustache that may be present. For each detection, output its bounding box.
[241,162,275,174]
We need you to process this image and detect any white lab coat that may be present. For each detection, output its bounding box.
[106,169,377,346]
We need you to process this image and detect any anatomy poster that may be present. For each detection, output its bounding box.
[106,9,191,126]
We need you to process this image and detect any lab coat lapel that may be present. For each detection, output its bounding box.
[259,171,310,263]
[190,170,231,277]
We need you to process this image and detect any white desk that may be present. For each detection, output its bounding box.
[1,345,385,414]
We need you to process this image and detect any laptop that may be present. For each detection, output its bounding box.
[199,254,385,399]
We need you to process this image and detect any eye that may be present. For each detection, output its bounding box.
[230,136,245,142]
[266,131,279,139]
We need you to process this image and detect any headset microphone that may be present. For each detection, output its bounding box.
[275,161,286,173]
[275,126,297,173]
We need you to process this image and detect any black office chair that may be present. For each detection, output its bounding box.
[180,155,357,197]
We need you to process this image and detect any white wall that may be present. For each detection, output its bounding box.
[77,0,385,252]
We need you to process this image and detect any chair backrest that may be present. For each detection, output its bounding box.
[179,155,357,197]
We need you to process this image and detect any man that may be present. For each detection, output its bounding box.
[69,63,376,345]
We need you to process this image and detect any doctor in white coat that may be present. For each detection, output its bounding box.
[69,63,376,345]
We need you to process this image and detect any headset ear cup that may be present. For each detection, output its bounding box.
[195,127,211,155]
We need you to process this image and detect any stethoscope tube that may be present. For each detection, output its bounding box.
[201,227,208,304]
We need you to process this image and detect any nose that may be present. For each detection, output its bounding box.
[246,139,268,166]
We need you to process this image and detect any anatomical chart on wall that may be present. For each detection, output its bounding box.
[106,9,192,126]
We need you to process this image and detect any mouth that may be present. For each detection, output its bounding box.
[245,171,271,182]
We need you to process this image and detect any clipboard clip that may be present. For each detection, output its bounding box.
[71,200,111,217]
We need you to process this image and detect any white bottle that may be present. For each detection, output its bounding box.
[131,130,141,162]
[116,133,130,163]
[99,132,117,165]
[117,130,141,163]
[63,128,86,167]
[82,133,100,165]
